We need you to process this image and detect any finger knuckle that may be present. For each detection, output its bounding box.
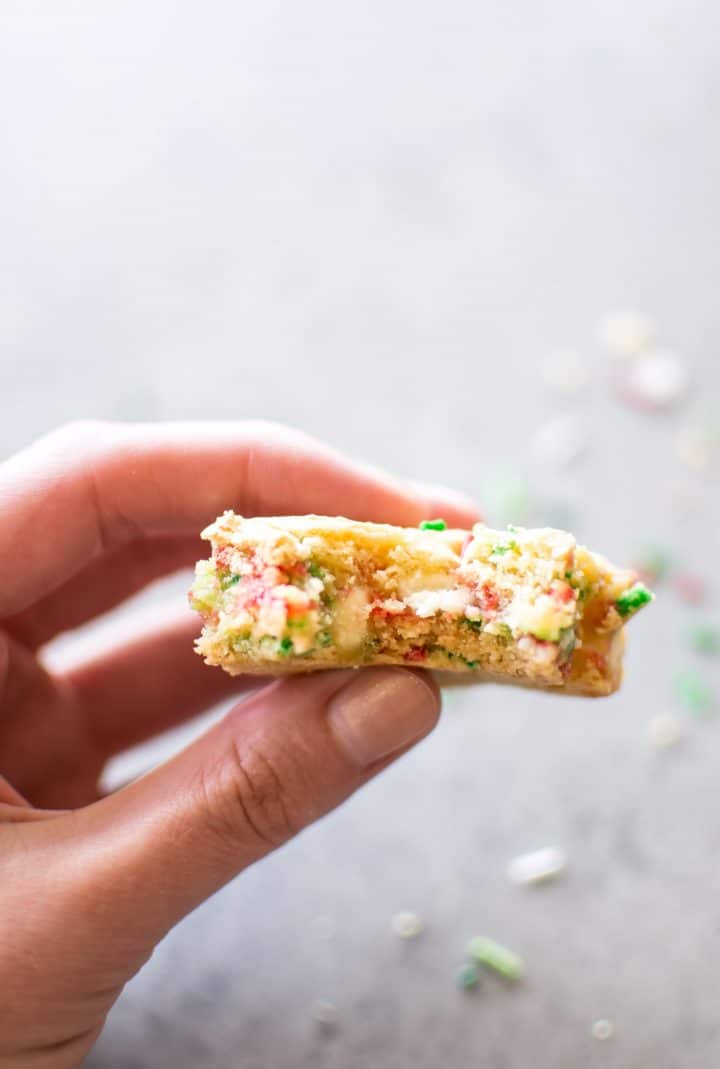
[40,420,127,472]
[198,740,299,852]
[243,419,317,453]
[50,419,114,450]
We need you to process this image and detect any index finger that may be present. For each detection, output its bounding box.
[0,420,480,618]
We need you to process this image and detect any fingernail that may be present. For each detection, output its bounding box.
[327,668,440,768]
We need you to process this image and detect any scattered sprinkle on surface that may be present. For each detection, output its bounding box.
[592,1019,615,1041]
[688,624,720,655]
[467,937,525,981]
[674,669,715,717]
[601,311,656,358]
[391,911,424,939]
[649,714,685,749]
[311,1000,339,1028]
[616,350,689,411]
[672,573,708,605]
[456,962,480,990]
[419,518,447,531]
[507,846,567,886]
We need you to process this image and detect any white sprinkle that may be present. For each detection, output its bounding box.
[591,1019,614,1041]
[311,1000,339,1027]
[541,349,591,393]
[507,846,567,886]
[309,915,336,941]
[601,311,656,358]
[649,714,685,750]
[391,911,424,938]
[617,350,689,410]
[531,415,588,470]
[406,587,470,619]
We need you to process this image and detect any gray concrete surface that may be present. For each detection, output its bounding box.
[2,2,720,1066]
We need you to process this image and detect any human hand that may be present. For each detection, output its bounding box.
[0,421,479,1068]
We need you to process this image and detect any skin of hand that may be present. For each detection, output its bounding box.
[0,420,480,1069]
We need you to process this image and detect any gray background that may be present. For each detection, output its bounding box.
[2,2,720,1067]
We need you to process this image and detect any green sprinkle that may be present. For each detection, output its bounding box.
[688,624,720,655]
[188,591,216,614]
[456,962,480,990]
[674,669,715,717]
[467,936,524,981]
[491,538,519,558]
[318,631,333,648]
[615,583,653,617]
[220,573,241,590]
[558,627,576,659]
[431,646,478,668]
[419,518,447,531]
[308,561,325,579]
[462,618,483,633]
[278,637,294,656]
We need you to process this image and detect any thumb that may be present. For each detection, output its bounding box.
[61,668,440,950]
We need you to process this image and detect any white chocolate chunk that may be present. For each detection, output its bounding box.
[406,587,470,618]
[332,585,369,650]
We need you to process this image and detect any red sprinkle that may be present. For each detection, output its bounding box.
[585,649,608,674]
[249,551,265,576]
[286,597,316,618]
[215,547,232,570]
[461,533,474,557]
[404,646,428,663]
[479,583,500,614]
[551,580,576,604]
[240,579,266,609]
[673,573,707,605]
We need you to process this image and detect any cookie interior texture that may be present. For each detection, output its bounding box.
[190,513,652,696]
